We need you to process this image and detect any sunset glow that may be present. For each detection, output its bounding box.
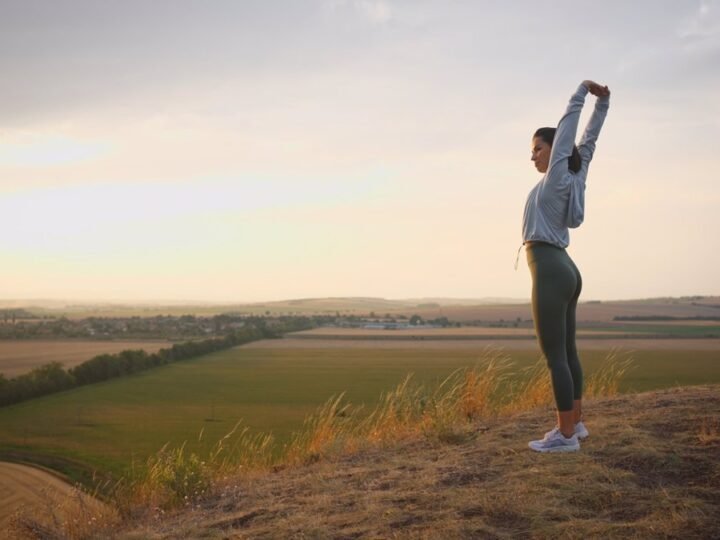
[1,1,718,302]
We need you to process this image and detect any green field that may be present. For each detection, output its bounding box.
[589,324,720,337]
[1,345,719,481]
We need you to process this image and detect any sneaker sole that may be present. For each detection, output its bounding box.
[528,441,580,453]
[544,427,590,440]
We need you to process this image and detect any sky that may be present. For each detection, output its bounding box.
[1,0,719,303]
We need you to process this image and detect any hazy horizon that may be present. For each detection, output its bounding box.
[2,1,719,302]
[1,292,717,309]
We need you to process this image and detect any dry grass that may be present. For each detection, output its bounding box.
[119,384,720,540]
[697,415,720,446]
[584,348,635,398]
[15,349,720,539]
[1,462,118,539]
[120,425,276,512]
[112,350,633,513]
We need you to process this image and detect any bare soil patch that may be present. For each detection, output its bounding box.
[0,340,171,377]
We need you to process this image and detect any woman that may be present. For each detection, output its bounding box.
[523,80,610,452]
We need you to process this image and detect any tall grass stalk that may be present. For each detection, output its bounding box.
[283,393,358,465]
[360,374,426,445]
[120,421,275,511]
[501,357,554,414]
[585,348,635,398]
[697,416,720,445]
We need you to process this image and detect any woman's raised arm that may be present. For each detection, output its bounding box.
[544,83,589,187]
[545,81,610,187]
[577,82,611,176]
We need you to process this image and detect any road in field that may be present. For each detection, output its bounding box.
[292,327,538,337]
[0,340,172,377]
[0,462,109,531]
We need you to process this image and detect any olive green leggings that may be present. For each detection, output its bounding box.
[526,242,583,412]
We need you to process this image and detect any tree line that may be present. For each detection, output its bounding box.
[0,318,294,407]
[613,315,720,321]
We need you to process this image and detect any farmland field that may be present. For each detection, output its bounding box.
[0,340,173,377]
[246,336,720,350]
[0,462,109,531]
[1,340,719,482]
[288,326,720,339]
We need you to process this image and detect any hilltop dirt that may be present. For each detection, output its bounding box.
[120,385,720,539]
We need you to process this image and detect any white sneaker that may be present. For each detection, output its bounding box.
[574,421,589,440]
[529,428,580,453]
[543,421,589,441]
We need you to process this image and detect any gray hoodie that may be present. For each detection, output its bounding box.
[522,83,610,247]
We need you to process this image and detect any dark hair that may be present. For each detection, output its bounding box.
[533,127,581,174]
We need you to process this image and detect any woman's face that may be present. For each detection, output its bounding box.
[531,137,551,174]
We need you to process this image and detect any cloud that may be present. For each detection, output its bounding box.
[0,132,110,167]
[326,0,393,24]
[355,0,393,23]
[677,0,720,52]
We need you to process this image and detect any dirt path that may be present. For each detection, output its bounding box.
[0,462,110,534]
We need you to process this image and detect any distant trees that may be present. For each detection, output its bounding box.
[613,315,720,321]
[409,315,450,327]
[428,316,450,327]
[70,350,154,385]
[0,323,289,408]
[0,362,75,406]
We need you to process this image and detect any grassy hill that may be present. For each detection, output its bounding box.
[102,385,719,539]
[2,345,719,485]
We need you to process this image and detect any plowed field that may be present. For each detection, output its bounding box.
[0,340,171,377]
[0,462,109,532]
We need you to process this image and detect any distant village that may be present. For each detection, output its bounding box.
[0,310,246,340]
[0,310,460,340]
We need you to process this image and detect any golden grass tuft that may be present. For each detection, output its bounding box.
[118,423,275,513]
[697,415,720,446]
[500,357,553,414]
[284,393,357,465]
[585,348,635,398]
[10,482,119,540]
[360,375,425,445]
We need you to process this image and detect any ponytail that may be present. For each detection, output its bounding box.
[533,127,581,174]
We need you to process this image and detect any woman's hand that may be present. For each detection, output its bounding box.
[582,80,610,97]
